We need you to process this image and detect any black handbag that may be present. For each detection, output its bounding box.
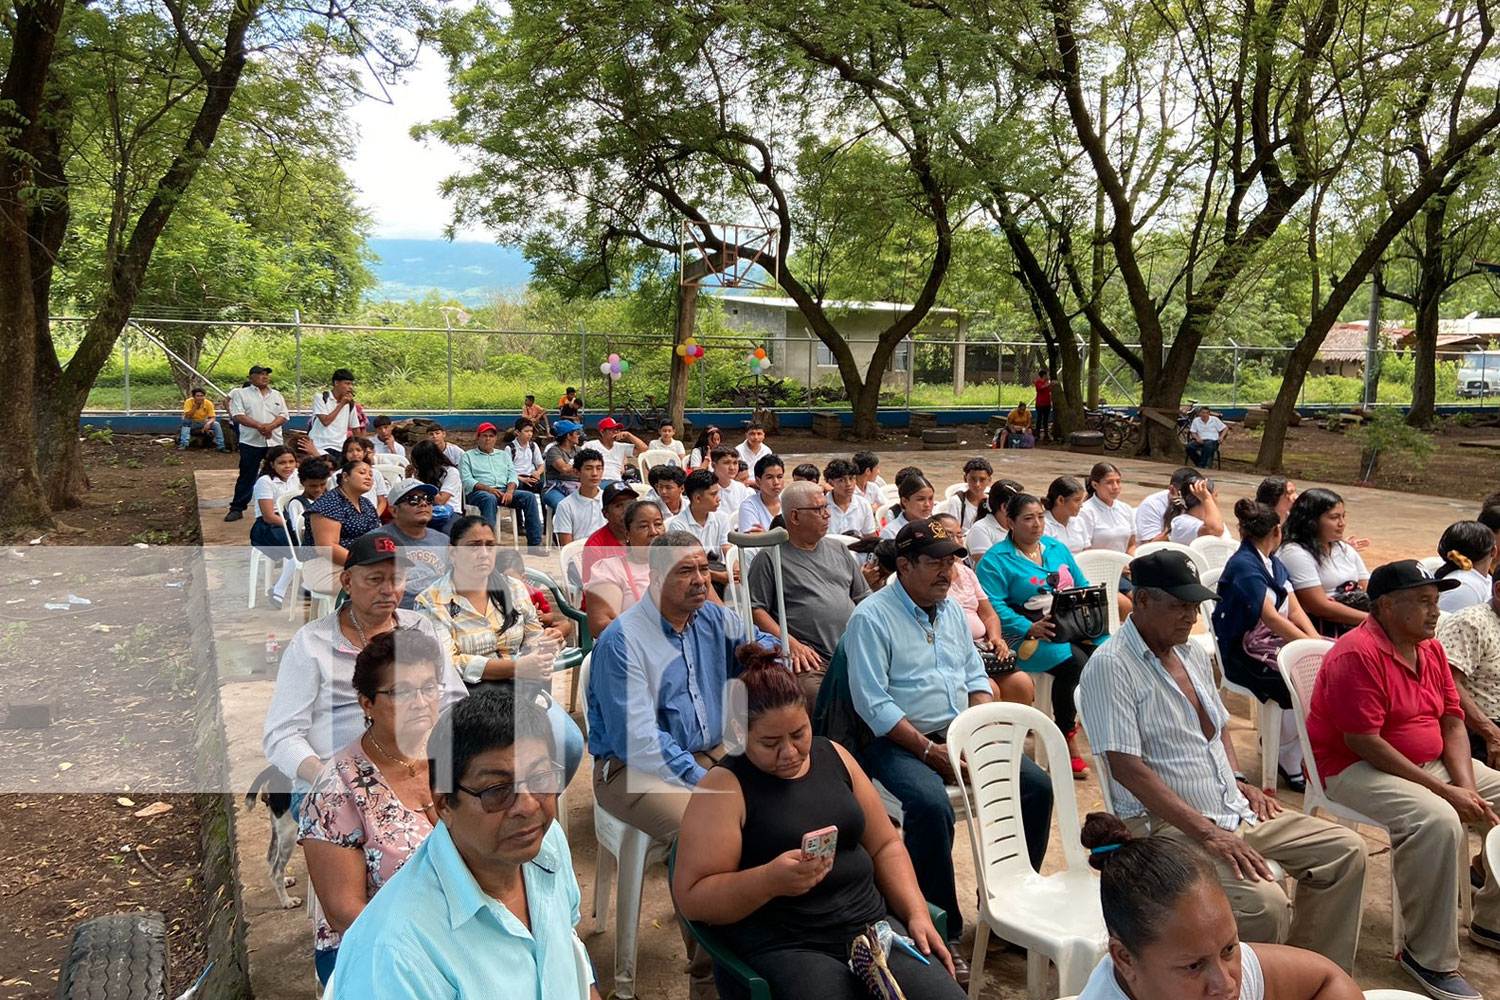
[1048,585,1110,645]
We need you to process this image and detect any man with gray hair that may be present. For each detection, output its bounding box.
[586,531,777,1000]
[746,479,869,704]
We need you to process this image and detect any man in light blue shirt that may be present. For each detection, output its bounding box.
[844,518,1053,973]
[331,686,597,1000]
[461,422,542,546]
[586,531,776,1000]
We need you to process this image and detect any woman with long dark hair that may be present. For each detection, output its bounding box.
[967,478,1025,563]
[1255,476,1298,524]
[674,643,964,998]
[409,439,461,531]
[688,425,722,471]
[1278,489,1369,636]
[881,472,937,539]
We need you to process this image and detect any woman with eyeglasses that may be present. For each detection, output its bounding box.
[415,515,584,784]
[298,629,446,985]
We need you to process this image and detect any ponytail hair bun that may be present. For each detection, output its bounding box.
[1081,811,1133,872]
[731,642,805,722]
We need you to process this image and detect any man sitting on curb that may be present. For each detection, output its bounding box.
[179,387,228,451]
[461,421,542,547]
[1308,560,1500,1000]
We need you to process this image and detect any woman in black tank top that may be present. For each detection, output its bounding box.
[673,644,966,999]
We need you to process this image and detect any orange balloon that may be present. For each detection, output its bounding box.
[754,348,767,360]
[684,354,697,365]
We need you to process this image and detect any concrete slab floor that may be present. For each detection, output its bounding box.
[194,437,1500,998]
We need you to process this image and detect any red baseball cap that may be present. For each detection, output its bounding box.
[597,417,622,430]
[475,422,498,436]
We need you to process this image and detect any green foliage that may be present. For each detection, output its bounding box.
[1358,409,1437,478]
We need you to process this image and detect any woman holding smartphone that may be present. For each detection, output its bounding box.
[674,644,966,997]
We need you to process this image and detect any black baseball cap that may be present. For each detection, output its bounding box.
[344,532,412,570]
[1367,559,1461,601]
[602,482,638,508]
[895,517,967,560]
[248,364,272,375]
[1130,549,1218,602]
[330,368,356,383]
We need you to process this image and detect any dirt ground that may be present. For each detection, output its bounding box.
[5,416,1500,1000]
[0,435,225,1000]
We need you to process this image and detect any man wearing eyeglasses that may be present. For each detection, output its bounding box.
[370,479,451,609]
[329,686,599,999]
[746,480,869,705]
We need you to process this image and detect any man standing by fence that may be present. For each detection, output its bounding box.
[225,365,288,522]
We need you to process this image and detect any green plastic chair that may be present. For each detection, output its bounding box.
[666,844,947,1000]
[525,568,591,712]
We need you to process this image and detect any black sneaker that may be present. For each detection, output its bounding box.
[224,509,243,522]
[1400,951,1481,1000]
[1470,922,1500,952]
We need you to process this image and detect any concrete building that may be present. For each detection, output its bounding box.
[714,293,970,393]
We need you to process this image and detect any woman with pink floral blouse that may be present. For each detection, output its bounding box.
[298,629,445,984]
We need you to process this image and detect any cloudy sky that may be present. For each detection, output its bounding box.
[345,51,485,241]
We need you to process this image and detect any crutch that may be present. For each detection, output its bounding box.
[727,528,789,649]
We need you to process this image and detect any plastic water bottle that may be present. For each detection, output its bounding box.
[264,634,279,670]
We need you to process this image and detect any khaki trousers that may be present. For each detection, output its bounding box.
[1326,758,1500,972]
[1124,809,1367,972]
[592,748,725,1000]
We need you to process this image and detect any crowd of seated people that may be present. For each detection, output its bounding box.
[241,378,1500,999]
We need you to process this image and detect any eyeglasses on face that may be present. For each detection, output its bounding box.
[376,681,442,703]
[400,494,434,507]
[792,505,831,517]
[456,767,567,812]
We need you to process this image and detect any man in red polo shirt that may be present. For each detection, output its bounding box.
[580,481,638,587]
[1307,560,1499,1000]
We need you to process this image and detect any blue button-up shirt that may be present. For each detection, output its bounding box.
[587,596,776,787]
[330,820,588,1000]
[460,446,519,496]
[845,579,991,738]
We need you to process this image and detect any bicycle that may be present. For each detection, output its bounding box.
[1085,406,1141,451]
[614,392,667,434]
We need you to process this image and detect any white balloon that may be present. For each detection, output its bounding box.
[599,362,612,374]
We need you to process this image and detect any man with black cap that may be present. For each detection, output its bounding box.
[225,364,290,522]
[1310,559,1500,999]
[370,478,449,608]
[580,480,638,585]
[844,517,1053,986]
[1079,549,1366,972]
[308,367,362,456]
[460,421,542,546]
[262,532,467,789]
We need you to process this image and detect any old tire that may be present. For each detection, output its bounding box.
[1068,430,1106,455]
[57,912,168,1000]
[921,428,959,445]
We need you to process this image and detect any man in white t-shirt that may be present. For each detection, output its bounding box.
[649,420,687,460]
[308,367,363,456]
[735,420,773,485]
[592,417,648,482]
[553,448,607,545]
[668,470,734,591]
[225,364,290,522]
[371,415,405,458]
[710,446,753,519]
[823,458,877,537]
[1187,406,1229,468]
[428,424,465,468]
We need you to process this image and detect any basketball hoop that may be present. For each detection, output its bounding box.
[680,221,779,289]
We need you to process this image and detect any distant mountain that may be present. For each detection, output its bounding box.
[366,238,532,306]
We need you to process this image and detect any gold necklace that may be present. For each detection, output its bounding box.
[366,730,420,778]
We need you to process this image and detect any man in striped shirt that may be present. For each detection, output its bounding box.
[1078,549,1366,973]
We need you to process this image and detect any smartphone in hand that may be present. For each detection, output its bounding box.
[800,825,838,862]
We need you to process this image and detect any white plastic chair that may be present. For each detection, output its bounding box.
[372,453,407,475]
[559,539,587,605]
[1418,555,1445,573]
[246,520,280,610]
[1074,549,1131,636]
[1134,540,1209,574]
[947,703,1107,1000]
[1190,534,1239,572]
[1197,566,1279,793]
[269,493,335,620]
[879,482,900,505]
[1487,826,1500,890]
[628,482,650,498]
[943,482,967,499]
[577,652,672,1000]
[637,448,679,477]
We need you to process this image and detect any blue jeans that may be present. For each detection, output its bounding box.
[541,485,572,510]
[862,736,1053,942]
[315,948,338,985]
[1187,439,1219,468]
[180,418,225,449]
[466,487,543,546]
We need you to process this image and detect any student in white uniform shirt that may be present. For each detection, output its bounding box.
[668,470,734,591]
[937,457,992,532]
[1277,488,1370,637]
[735,420,773,483]
[1076,814,1360,1000]
[552,448,607,545]
[505,416,546,493]
[426,424,465,469]
[1134,466,1199,543]
[853,450,886,510]
[308,367,363,456]
[1434,521,1497,613]
[1042,475,1090,553]
[823,458,877,537]
[1165,470,1230,545]
[370,415,406,459]
[1079,462,1136,554]
[737,454,785,532]
[648,420,687,460]
[878,473,936,540]
[710,445,753,519]
[967,478,1025,563]
[643,464,688,519]
[592,417,648,482]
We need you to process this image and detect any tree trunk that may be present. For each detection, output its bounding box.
[667,284,697,433]
[847,376,883,439]
[1407,203,1447,428]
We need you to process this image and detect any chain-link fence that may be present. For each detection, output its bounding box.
[72,315,1500,415]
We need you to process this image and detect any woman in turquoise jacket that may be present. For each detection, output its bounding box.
[976,491,1104,777]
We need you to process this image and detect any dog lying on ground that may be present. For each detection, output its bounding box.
[245,765,302,909]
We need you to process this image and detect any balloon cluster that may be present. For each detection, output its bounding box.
[598,353,630,380]
[675,337,706,366]
[746,347,771,374]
